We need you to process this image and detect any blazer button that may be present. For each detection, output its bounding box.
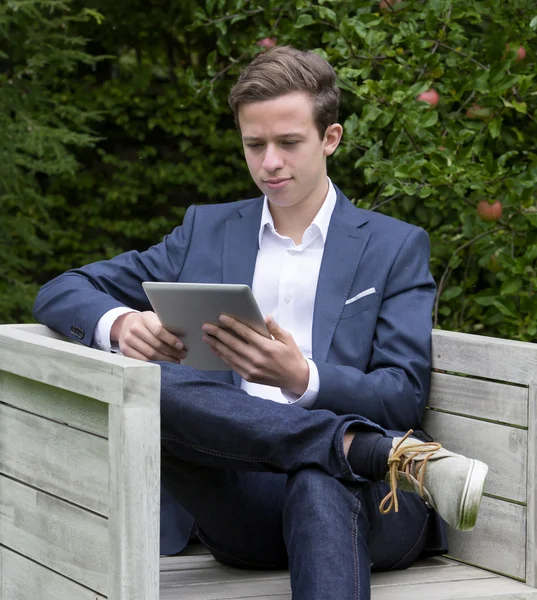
[70,326,84,339]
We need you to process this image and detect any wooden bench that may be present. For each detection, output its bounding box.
[1,323,536,599]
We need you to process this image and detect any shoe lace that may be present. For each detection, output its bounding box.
[378,429,442,515]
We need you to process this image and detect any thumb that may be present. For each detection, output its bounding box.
[265,315,284,340]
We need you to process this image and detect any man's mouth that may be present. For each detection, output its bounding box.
[264,178,291,188]
[264,178,290,183]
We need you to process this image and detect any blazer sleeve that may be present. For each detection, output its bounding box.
[33,205,198,347]
[312,227,436,432]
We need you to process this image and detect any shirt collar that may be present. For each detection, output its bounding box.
[258,178,337,248]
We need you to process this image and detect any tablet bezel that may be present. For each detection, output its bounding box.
[142,282,269,370]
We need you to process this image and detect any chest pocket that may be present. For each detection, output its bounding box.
[340,291,381,319]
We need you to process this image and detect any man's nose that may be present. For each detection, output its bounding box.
[262,145,283,172]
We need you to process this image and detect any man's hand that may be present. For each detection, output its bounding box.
[201,315,310,394]
[111,311,187,363]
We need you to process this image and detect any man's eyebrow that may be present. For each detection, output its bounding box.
[242,133,305,141]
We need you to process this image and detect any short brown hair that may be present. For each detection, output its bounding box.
[228,46,340,139]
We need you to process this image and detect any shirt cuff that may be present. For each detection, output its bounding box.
[94,307,138,352]
[281,359,319,408]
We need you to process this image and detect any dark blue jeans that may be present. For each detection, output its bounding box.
[159,363,434,600]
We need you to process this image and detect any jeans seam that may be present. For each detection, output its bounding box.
[162,433,280,467]
[351,495,361,600]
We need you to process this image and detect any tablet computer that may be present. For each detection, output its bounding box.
[142,282,269,370]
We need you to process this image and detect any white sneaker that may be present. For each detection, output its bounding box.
[379,430,489,531]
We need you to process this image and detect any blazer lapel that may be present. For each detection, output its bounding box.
[222,198,263,386]
[223,199,263,287]
[312,192,371,364]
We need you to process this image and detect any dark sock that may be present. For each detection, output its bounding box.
[347,431,393,481]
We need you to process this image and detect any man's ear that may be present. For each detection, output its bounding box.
[323,123,343,157]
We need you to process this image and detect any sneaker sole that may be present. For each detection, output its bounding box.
[458,459,489,530]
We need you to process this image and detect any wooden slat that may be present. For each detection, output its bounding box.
[446,496,526,580]
[378,577,537,599]
[0,324,159,406]
[158,558,537,600]
[161,561,289,588]
[161,555,217,572]
[108,401,161,600]
[0,403,108,515]
[371,577,537,600]
[11,323,70,340]
[429,372,528,427]
[0,371,108,437]
[160,561,493,589]
[161,554,456,572]
[160,574,291,600]
[527,384,537,587]
[0,547,106,600]
[0,476,108,595]
[431,330,537,385]
[422,410,527,503]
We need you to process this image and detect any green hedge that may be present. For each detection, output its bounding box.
[1,0,536,341]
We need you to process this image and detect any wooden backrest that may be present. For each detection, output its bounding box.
[0,324,161,600]
[425,330,537,586]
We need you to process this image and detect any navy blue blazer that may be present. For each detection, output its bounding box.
[34,186,444,555]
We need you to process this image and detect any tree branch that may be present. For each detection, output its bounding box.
[430,41,488,70]
[203,8,263,26]
[434,226,506,326]
[209,51,248,84]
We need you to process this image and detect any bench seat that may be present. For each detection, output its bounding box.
[159,552,537,600]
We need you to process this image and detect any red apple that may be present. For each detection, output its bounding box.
[379,0,401,11]
[256,38,277,49]
[516,45,526,61]
[417,88,440,107]
[505,44,526,61]
[477,200,503,222]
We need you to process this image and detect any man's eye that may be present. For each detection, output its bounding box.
[282,141,298,146]
[246,143,263,149]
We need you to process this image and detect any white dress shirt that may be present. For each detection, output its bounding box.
[94,179,338,408]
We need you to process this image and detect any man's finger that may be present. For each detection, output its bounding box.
[202,323,250,354]
[205,337,257,380]
[123,335,182,363]
[217,315,259,343]
[133,324,185,359]
[265,315,288,342]
[142,314,185,351]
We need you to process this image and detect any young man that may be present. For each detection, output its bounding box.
[34,46,487,599]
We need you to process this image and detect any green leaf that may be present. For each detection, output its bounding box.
[530,15,537,29]
[492,299,518,319]
[474,294,498,307]
[525,246,537,262]
[448,255,462,269]
[441,286,463,301]
[487,117,502,139]
[512,101,527,114]
[295,14,315,28]
[501,278,522,295]
[317,6,337,22]
[421,111,438,128]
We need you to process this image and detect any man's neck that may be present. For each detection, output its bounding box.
[269,180,329,245]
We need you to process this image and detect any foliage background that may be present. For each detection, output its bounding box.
[1,0,536,340]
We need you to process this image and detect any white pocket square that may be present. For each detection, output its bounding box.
[345,287,376,305]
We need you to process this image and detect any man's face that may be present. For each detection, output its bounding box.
[238,92,341,210]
